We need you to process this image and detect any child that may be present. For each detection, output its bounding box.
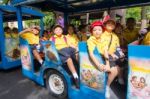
[50,25,79,88]
[4,27,12,38]
[41,30,49,41]
[130,76,139,88]
[123,18,140,46]
[66,24,79,51]
[141,32,150,45]
[88,20,118,98]
[114,23,127,49]
[100,20,125,98]
[87,21,110,72]
[78,25,88,41]
[12,28,19,39]
[19,27,44,65]
[138,77,146,89]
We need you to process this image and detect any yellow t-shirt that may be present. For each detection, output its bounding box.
[12,33,18,39]
[100,31,120,55]
[141,32,150,45]
[123,28,139,45]
[116,33,126,47]
[50,35,68,50]
[87,36,103,53]
[66,34,79,47]
[20,32,39,44]
[78,32,87,41]
[5,32,12,38]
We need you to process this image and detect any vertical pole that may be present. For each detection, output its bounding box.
[16,6,23,32]
[40,17,44,37]
[64,12,68,34]
[0,10,6,66]
[86,13,89,25]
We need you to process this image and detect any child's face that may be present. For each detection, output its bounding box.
[68,26,74,34]
[54,27,63,36]
[106,23,115,31]
[92,26,103,38]
[114,26,123,34]
[127,20,135,30]
[133,77,137,82]
[7,29,11,33]
[43,32,48,37]
[140,78,145,83]
[32,29,39,35]
[81,28,86,33]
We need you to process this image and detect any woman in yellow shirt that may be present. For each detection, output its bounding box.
[66,24,79,50]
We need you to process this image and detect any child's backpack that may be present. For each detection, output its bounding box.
[51,35,67,44]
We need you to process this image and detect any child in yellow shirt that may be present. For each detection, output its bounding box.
[12,28,19,39]
[50,25,79,88]
[101,20,125,98]
[4,27,12,38]
[78,25,88,41]
[19,27,44,65]
[66,24,79,51]
[87,21,110,72]
[123,18,139,46]
[141,32,150,45]
[114,23,127,49]
[41,30,49,41]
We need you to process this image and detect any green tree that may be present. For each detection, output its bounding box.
[126,7,141,21]
[25,12,55,29]
[43,12,55,29]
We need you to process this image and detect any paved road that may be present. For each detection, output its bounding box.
[0,67,57,99]
[0,67,126,99]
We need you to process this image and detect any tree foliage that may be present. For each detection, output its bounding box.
[126,7,141,21]
[24,12,55,29]
[43,12,55,29]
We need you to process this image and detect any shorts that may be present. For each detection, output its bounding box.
[29,44,44,52]
[105,51,124,67]
[58,47,77,63]
[29,44,37,50]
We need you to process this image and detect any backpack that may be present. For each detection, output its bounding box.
[51,35,67,44]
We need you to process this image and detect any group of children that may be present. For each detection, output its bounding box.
[4,27,20,59]
[4,27,19,39]
[19,17,150,99]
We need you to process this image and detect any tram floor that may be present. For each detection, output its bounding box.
[0,67,126,99]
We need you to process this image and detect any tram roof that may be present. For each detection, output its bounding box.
[11,0,150,13]
[0,5,44,22]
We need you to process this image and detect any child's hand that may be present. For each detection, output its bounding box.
[98,64,105,72]
[120,52,125,58]
[111,54,119,60]
[104,65,110,72]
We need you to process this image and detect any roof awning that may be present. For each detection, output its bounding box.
[11,0,150,13]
